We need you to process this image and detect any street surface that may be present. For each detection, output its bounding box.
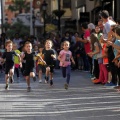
[0,69,120,120]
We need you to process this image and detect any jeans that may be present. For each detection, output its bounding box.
[62,65,71,84]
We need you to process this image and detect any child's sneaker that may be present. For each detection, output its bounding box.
[10,77,14,83]
[39,80,42,83]
[45,76,49,83]
[33,77,36,82]
[64,83,68,90]
[5,84,9,90]
[50,80,53,86]
[27,87,31,92]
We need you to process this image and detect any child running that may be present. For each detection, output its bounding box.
[21,41,36,92]
[13,43,21,83]
[0,40,21,90]
[58,41,75,89]
[41,40,56,86]
[36,44,46,83]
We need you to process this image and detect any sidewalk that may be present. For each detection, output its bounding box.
[0,70,120,120]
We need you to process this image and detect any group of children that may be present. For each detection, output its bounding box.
[0,39,75,92]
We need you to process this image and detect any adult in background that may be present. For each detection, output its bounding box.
[0,33,7,48]
[13,33,22,49]
[78,22,93,73]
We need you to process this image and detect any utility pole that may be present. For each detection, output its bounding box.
[30,0,33,35]
[58,0,61,33]
[1,0,5,33]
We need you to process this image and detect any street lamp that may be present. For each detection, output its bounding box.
[32,14,36,36]
[42,0,48,38]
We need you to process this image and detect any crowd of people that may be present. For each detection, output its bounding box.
[0,10,120,92]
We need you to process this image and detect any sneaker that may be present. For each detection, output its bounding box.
[114,86,120,89]
[91,77,96,80]
[105,82,117,86]
[50,80,53,86]
[92,79,99,83]
[39,80,42,83]
[64,84,68,90]
[10,77,14,83]
[33,77,36,82]
[5,84,9,90]
[45,76,49,83]
[93,79,101,84]
[27,87,31,92]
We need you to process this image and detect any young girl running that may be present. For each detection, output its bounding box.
[13,43,21,83]
[0,40,21,90]
[36,44,46,83]
[58,41,75,90]
[21,41,36,92]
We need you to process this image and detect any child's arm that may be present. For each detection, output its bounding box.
[51,54,56,59]
[112,53,120,62]
[88,45,100,57]
[58,54,62,62]
[107,41,120,51]
[37,55,46,65]
[70,56,75,65]
[20,52,25,63]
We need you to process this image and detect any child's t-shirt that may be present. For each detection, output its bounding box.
[36,53,45,65]
[2,51,18,66]
[14,50,21,64]
[59,50,72,67]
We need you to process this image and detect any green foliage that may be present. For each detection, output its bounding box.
[52,10,66,18]
[2,23,10,29]
[8,0,30,13]
[5,19,30,39]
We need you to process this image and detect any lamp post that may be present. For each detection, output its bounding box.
[42,0,48,38]
[32,12,36,36]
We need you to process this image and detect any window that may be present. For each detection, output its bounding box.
[63,0,71,8]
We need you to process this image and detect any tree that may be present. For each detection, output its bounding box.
[8,0,30,14]
[6,20,30,39]
[2,22,10,32]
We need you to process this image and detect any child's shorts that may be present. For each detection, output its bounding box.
[38,64,45,73]
[23,68,34,76]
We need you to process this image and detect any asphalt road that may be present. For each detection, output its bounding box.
[0,69,120,120]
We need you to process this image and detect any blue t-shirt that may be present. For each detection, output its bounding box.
[114,39,120,60]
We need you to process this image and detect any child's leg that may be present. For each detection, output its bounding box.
[45,67,50,82]
[66,65,71,85]
[15,67,19,78]
[62,67,66,78]
[38,65,43,81]
[30,71,36,82]
[5,74,9,85]
[9,68,14,83]
[5,74,9,89]
[49,66,54,86]
[46,67,50,76]
[38,70,42,80]
[25,76,30,87]
[102,64,108,84]
[25,76,31,92]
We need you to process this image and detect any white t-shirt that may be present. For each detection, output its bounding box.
[103,20,116,39]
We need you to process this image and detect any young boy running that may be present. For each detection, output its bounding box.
[58,41,75,89]
[40,40,56,86]
[21,41,36,92]
[0,40,21,90]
